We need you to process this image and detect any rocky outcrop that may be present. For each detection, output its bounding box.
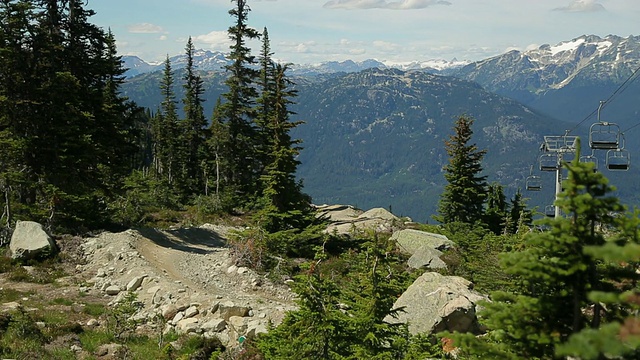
[385,272,487,336]
[390,229,454,269]
[9,220,56,260]
[79,227,296,348]
[316,205,403,236]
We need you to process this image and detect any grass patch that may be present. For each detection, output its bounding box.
[0,247,16,273]
[0,288,31,303]
[82,302,107,317]
[79,329,116,353]
[50,297,74,306]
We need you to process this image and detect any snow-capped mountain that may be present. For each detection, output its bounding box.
[122,51,467,78]
[122,50,233,77]
[454,35,640,98]
[452,34,640,131]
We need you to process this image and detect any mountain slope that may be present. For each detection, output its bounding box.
[453,34,640,128]
[291,68,570,220]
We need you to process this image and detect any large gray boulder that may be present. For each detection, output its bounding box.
[407,247,447,269]
[9,221,56,260]
[320,206,401,236]
[391,229,453,254]
[315,204,363,222]
[385,272,487,335]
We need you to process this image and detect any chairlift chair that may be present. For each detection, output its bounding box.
[606,148,630,171]
[539,153,559,171]
[589,122,621,150]
[544,205,556,217]
[579,152,599,173]
[526,176,542,191]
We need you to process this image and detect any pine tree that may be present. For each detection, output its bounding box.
[256,63,312,233]
[451,142,636,359]
[257,258,348,359]
[484,182,507,234]
[179,36,208,197]
[435,115,488,224]
[221,0,261,199]
[556,209,640,359]
[154,56,180,186]
[0,1,139,229]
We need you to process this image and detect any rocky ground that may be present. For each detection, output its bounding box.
[1,223,297,352]
[80,224,297,345]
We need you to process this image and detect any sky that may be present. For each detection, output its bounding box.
[89,0,640,65]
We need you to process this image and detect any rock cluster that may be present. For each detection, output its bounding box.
[79,227,296,347]
[316,204,404,235]
[390,229,454,269]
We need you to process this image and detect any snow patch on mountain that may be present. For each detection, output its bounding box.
[549,37,585,56]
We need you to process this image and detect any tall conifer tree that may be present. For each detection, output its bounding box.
[221,0,260,199]
[435,115,488,224]
[452,146,638,359]
[179,36,207,196]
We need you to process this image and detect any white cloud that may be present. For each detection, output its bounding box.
[127,23,164,34]
[323,0,451,10]
[159,35,168,41]
[372,40,401,52]
[554,0,605,12]
[193,30,232,51]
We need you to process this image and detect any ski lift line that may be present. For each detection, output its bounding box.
[622,121,640,133]
[567,63,640,134]
[601,65,640,107]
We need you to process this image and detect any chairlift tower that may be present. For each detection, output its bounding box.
[539,133,578,218]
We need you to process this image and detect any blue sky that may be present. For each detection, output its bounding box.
[89,0,640,65]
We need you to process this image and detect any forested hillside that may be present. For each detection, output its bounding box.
[123,68,579,221]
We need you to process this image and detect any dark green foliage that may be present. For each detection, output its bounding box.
[256,234,412,359]
[0,0,139,231]
[484,182,507,234]
[451,144,640,359]
[436,115,488,225]
[221,0,261,199]
[178,36,208,197]
[255,62,312,233]
[439,222,521,294]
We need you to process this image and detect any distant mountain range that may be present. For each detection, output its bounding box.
[122,51,468,78]
[453,34,640,129]
[120,34,640,220]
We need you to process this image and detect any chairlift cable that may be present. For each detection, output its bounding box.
[567,63,640,134]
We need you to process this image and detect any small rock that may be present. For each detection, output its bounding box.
[126,275,147,292]
[177,317,199,334]
[87,319,99,327]
[237,267,249,274]
[105,285,121,296]
[172,312,184,325]
[227,265,238,274]
[184,305,199,319]
[201,318,226,332]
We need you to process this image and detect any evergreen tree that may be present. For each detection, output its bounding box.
[154,56,180,186]
[255,27,275,170]
[179,36,208,196]
[0,0,139,229]
[507,188,532,235]
[452,143,637,359]
[556,209,640,359]
[484,182,507,234]
[206,98,229,199]
[256,63,312,233]
[435,115,488,224]
[221,0,261,199]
